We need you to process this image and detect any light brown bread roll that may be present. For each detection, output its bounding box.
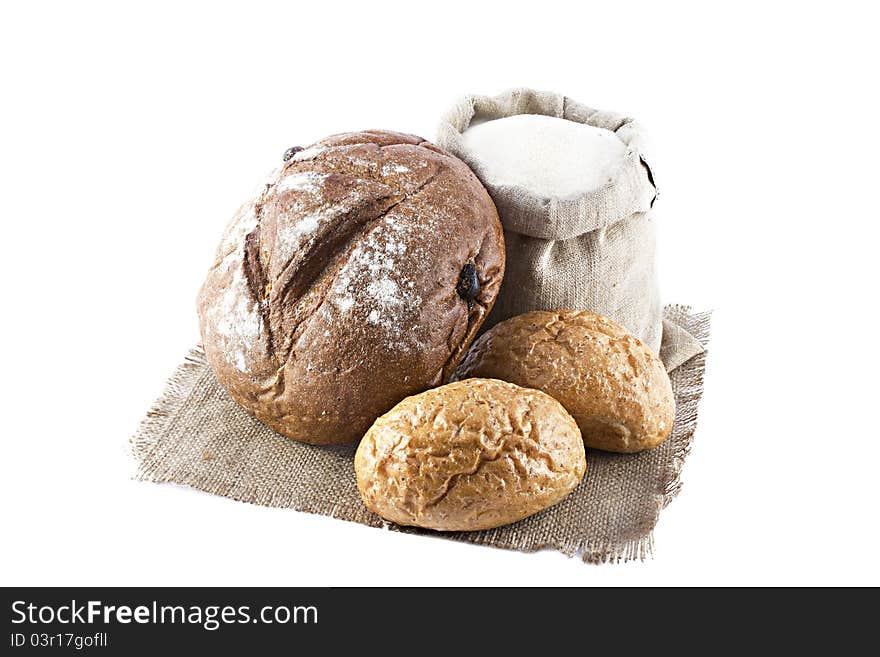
[354,378,586,531]
[455,310,674,453]
[197,130,504,445]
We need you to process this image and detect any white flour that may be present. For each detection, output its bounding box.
[291,145,327,161]
[209,257,263,373]
[381,163,410,176]
[330,214,422,343]
[461,114,627,199]
[274,176,370,267]
[218,203,258,256]
[276,171,328,194]
[211,152,436,366]
[350,157,379,170]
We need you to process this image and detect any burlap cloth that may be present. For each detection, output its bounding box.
[132,305,710,563]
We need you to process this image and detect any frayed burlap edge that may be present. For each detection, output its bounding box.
[660,307,712,510]
[131,306,711,564]
[573,305,712,564]
[131,349,206,471]
[131,350,389,527]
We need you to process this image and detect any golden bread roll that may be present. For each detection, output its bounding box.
[455,310,674,453]
[354,378,586,531]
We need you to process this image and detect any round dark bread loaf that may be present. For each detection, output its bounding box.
[197,130,505,445]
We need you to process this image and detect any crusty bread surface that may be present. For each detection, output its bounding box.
[354,378,586,531]
[198,130,505,445]
[455,310,674,453]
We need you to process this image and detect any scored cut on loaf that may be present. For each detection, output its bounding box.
[197,130,505,445]
[354,378,586,531]
[455,310,675,453]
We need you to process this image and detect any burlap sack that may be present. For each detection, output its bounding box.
[132,306,710,563]
[437,88,701,367]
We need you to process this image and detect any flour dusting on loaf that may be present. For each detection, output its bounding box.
[214,265,262,373]
[272,177,371,270]
[329,213,431,345]
[216,202,258,259]
[290,145,326,161]
[203,241,265,375]
[382,163,410,175]
[275,171,328,194]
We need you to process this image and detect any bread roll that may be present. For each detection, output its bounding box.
[455,310,674,453]
[355,378,586,531]
[198,130,505,445]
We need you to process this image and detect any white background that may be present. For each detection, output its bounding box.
[2,2,878,586]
